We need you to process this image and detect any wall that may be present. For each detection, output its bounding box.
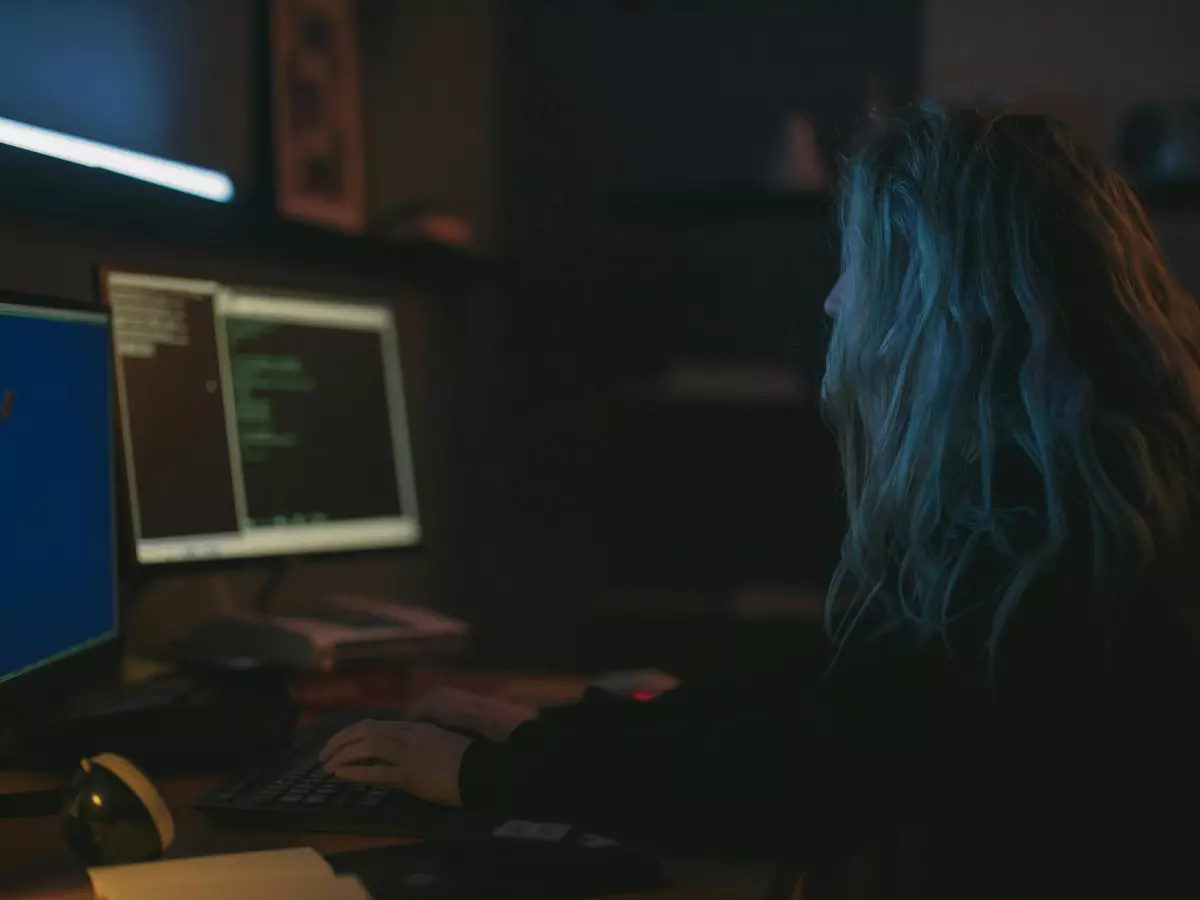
[0,0,254,183]
[359,0,502,250]
[925,0,1200,290]
[925,0,1200,160]
[475,1,921,662]
[499,0,919,242]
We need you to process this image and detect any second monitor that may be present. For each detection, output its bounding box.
[104,271,421,566]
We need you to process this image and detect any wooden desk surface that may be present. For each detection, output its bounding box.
[0,668,780,900]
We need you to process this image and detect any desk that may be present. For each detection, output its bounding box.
[0,669,782,900]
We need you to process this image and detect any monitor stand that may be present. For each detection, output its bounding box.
[0,789,59,818]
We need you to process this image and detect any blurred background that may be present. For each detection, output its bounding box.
[2,0,1199,681]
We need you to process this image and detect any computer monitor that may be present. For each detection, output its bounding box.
[102,270,421,566]
[0,293,119,705]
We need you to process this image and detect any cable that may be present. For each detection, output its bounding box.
[0,789,60,818]
[253,559,289,615]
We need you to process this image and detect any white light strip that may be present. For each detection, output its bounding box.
[0,301,106,325]
[136,517,422,564]
[0,115,235,202]
[219,293,392,331]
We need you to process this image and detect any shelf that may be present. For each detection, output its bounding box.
[594,586,826,622]
[623,363,814,408]
[1133,182,1200,215]
[612,186,833,223]
[613,181,1200,224]
[0,142,499,288]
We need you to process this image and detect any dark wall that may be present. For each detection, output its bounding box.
[500,0,918,238]
[0,0,254,182]
[359,0,501,247]
[925,0,1200,163]
[480,0,922,659]
[925,0,1200,293]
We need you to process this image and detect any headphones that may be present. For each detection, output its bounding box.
[1,754,173,866]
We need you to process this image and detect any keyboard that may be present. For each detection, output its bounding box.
[196,709,500,840]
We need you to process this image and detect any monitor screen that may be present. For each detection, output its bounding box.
[0,299,118,685]
[105,271,421,565]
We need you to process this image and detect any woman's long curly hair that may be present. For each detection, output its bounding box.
[821,102,1200,661]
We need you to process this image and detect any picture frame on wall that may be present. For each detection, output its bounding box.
[270,0,365,232]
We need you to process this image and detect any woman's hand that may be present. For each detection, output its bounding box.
[407,687,536,743]
[318,720,470,806]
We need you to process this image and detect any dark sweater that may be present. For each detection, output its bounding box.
[460,577,1200,898]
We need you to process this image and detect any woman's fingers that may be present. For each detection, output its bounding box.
[322,734,407,772]
[319,719,412,763]
[323,723,471,806]
[319,720,378,762]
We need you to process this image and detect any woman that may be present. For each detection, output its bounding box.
[320,104,1200,896]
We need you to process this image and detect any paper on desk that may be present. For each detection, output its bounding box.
[89,847,330,891]
[88,847,371,900]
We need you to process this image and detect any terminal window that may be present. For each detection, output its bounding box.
[225,314,404,527]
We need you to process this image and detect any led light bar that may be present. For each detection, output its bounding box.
[0,115,234,202]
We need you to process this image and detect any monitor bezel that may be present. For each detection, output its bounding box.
[96,266,424,580]
[0,290,122,720]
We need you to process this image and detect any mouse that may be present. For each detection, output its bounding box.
[588,668,679,700]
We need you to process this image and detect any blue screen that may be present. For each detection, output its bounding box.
[0,303,117,682]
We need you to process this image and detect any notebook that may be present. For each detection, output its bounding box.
[88,847,370,900]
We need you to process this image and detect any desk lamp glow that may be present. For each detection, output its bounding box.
[0,115,235,202]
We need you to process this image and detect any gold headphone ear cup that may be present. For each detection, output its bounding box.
[62,753,174,866]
